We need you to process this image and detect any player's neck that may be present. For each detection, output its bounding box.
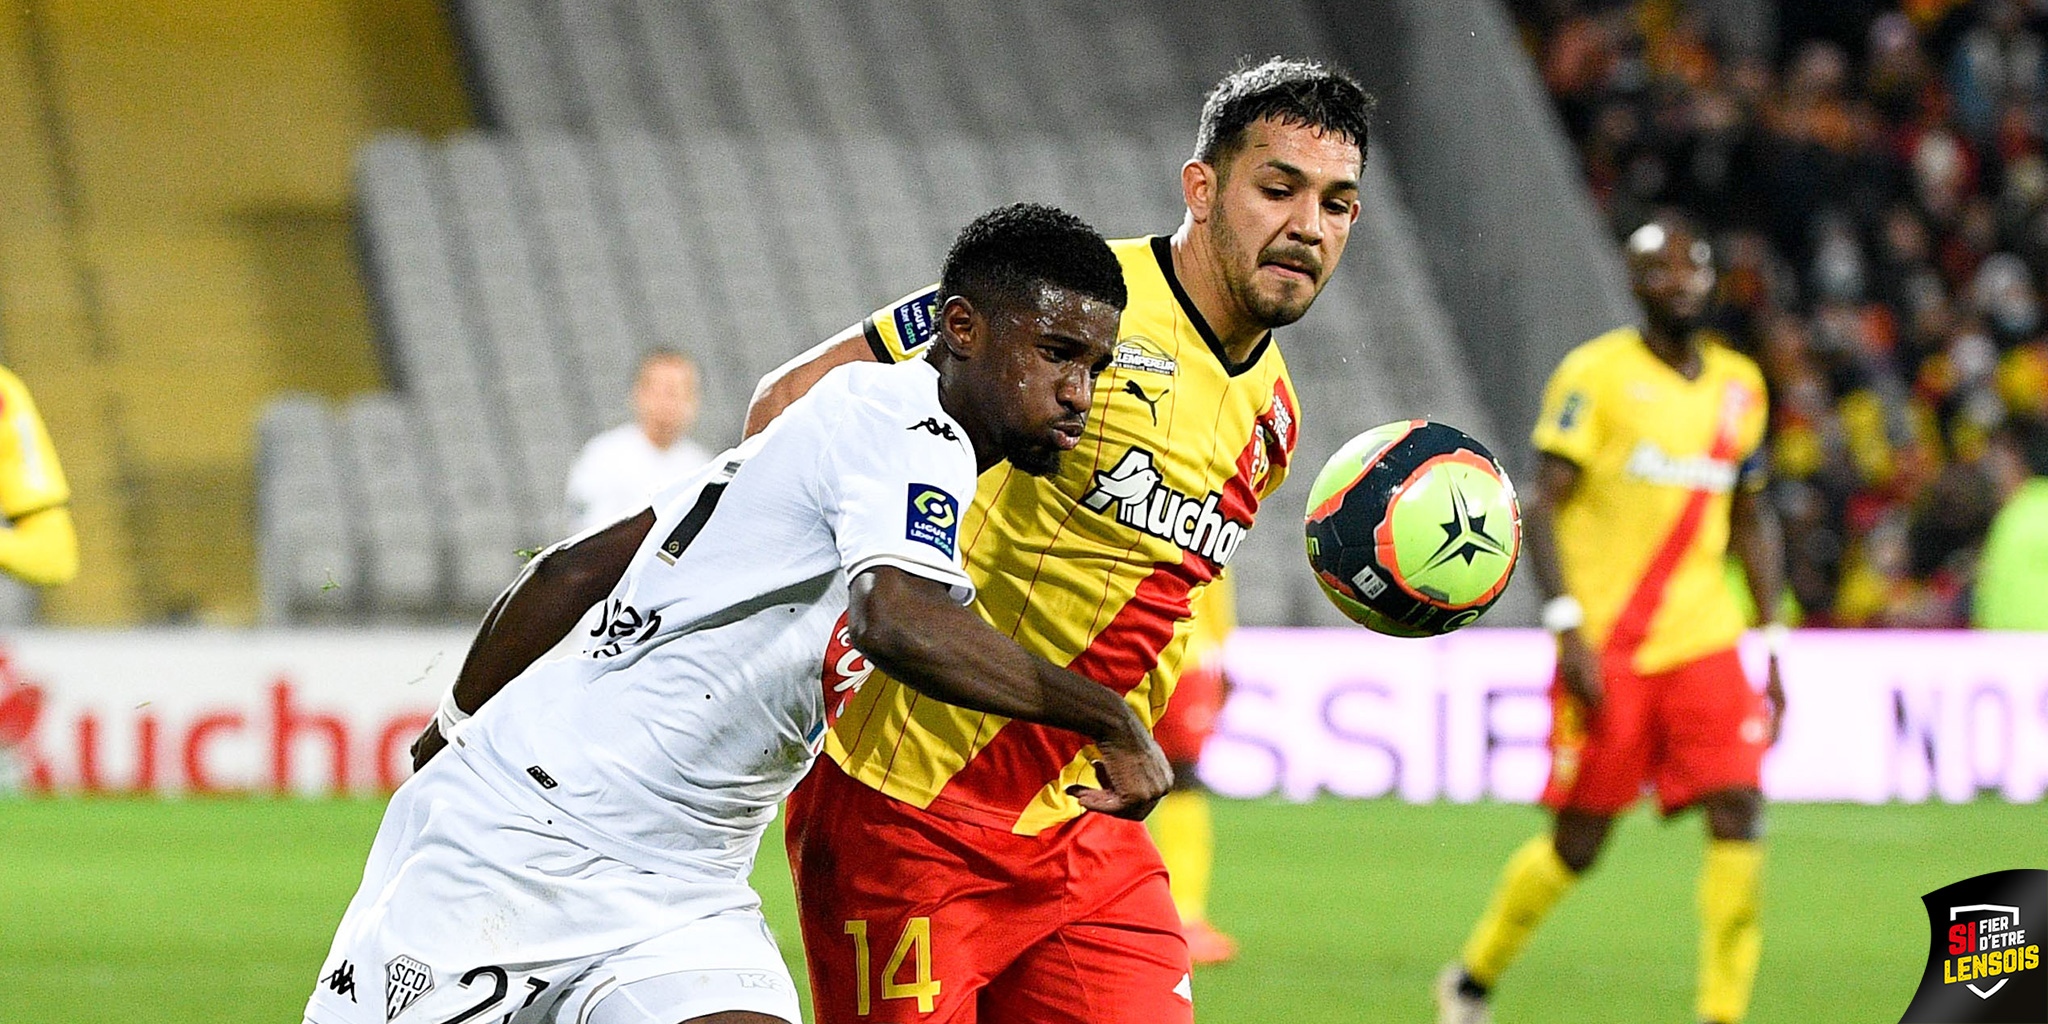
[1167,224,1269,365]
[640,424,682,450]
[1641,324,1703,380]
[931,357,1002,474]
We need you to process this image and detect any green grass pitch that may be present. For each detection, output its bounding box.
[1,796,2036,1022]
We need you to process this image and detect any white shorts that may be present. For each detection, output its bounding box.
[302,753,802,1024]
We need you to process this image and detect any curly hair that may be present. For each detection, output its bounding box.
[940,203,1127,314]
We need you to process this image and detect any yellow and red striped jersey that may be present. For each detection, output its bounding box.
[1531,327,1768,674]
[824,236,1299,834]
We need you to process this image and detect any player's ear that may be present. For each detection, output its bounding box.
[1182,160,1216,223]
[937,295,979,360]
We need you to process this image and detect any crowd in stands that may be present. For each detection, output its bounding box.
[1512,0,2048,626]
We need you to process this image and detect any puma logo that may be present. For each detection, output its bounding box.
[1124,380,1166,423]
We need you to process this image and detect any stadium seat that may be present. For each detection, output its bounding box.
[256,396,358,622]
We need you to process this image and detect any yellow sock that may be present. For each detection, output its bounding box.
[1460,835,1578,987]
[1148,789,1213,922]
[1698,840,1764,1023]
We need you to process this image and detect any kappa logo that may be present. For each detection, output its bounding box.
[1111,337,1177,376]
[324,961,357,1003]
[908,417,959,442]
[384,955,433,1021]
[1080,447,1249,568]
[1900,869,2047,1022]
[905,484,960,558]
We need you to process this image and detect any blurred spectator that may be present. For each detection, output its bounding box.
[565,350,711,533]
[1516,0,2048,627]
[1974,415,2048,628]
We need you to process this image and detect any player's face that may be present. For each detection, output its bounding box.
[1630,226,1715,330]
[1208,118,1362,329]
[633,357,699,445]
[979,285,1120,476]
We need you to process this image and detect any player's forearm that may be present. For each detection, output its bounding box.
[0,506,78,587]
[1524,499,1570,602]
[744,331,876,439]
[848,568,1139,744]
[450,510,653,711]
[1731,494,1786,625]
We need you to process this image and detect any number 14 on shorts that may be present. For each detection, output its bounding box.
[843,918,942,1015]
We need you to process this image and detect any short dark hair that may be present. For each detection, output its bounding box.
[1194,56,1374,170]
[940,203,1127,316]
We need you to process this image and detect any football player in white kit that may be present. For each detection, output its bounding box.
[303,205,1170,1024]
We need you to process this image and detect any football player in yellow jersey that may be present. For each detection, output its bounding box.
[0,366,77,589]
[749,58,1372,1024]
[1437,219,1788,1024]
[0,365,76,778]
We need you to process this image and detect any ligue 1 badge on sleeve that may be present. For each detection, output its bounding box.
[1900,869,2047,1023]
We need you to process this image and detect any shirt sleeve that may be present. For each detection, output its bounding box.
[0,369,69,519]
[816,395,977,605]
[860,285,942,364]
[1737,366,1771,493]
[1529,351,1601,467]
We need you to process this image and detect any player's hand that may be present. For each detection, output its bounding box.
[410,719,448,772]
[1557,629,1603,716]
[1764,654,1786,746]
[1066,711,1173,820]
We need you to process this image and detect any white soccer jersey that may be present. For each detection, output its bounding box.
[455,359,977,882]
[565,424,713,533]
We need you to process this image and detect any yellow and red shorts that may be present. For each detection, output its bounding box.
[1541,646,1768,816]
[785,757,1193,1024]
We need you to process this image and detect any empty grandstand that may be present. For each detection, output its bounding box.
[260,0,1602,626]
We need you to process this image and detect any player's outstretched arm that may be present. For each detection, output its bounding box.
[411,509,655,769]
[743,326,878,439]
[1529,453,1602,712]
[1729,486,1788,741]
[847,566,1172,820]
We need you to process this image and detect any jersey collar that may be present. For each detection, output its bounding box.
[1150,236,1273,377]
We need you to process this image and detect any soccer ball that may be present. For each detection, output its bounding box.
[1303,420,1522,636]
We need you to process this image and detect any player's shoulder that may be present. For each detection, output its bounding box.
[0,365,34,409]
[1551,327,1643,387]
[573,423,635,460]
[1701,337,1766,389]
[1108,235,1157,268]
[814,359,950,428]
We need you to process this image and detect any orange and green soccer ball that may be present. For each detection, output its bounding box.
[1304,420,1522,636]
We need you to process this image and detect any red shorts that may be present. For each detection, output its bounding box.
[1541,646,1768,816]
[785,757,1192,1024]
[1152,663,1224,765]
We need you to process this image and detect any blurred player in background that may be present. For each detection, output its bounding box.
[0,365,76,788]
[1973,415,2048,629]
[1438,218,1788,1024]
[0,366,77,590]
[748,58,1372,1024]
[1147,575,1238,964]
[565,349,710,533]
[328,205,1161,1024]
